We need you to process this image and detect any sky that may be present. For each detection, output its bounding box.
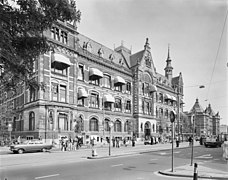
[76,0,228,125]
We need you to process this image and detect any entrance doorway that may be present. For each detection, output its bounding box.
[144,122,151,139]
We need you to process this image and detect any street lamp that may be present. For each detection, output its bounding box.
[109,121,114,156]
[191,113,195,166]
[190,85,205,166]
[8,123,12,142]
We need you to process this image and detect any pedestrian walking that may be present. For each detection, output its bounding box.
[123,138,126,147]
[112,137,115,147]
[68,137,73,151]
[151,136,154,145]
[116,138,120,148]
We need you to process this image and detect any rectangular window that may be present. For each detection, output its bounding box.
[61,31,68,44]
[114,85,122,92]
[144,102,150,115]
[52,83,58,101]
[114,99,122,112]
[30,86,36,102]
[51,66,67,76]
[58,114,68,131]
[103,75,111,88]
[125,100,131,113]
[78,65,84,81]
[51,27,67,44]
[104,102,112,111]
[126,82,131,94]
[60,85,66,103]
[90,93,99,108]
[90,79,99,86]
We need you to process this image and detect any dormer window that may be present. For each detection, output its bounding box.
[98,48,104,57]
[51,27,68,44]
[109,54,115,61]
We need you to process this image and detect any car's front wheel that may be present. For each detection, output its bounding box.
[18,149,24,154]
[42,148,47,152]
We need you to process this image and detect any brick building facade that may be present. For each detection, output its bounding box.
[185,98,220,137]
[0,21,184,144]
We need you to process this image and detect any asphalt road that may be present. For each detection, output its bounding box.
[0,146,226,180]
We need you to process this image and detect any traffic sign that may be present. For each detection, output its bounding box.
[170,110,176,123]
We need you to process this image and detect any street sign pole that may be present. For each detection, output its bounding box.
[171,122,174,172]
[170,110,176,172]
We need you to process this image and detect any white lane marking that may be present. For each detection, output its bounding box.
[136,177,144,179]
[34,174,59,179]
[174,151,181,153]
[150,158,158,161]
[195,154,212,159]
[160,152,167,155]
[111,164,123,167]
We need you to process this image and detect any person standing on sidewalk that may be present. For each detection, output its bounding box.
[132,137,135,147]
[112,137,115,148]
[188,136,193,146]
[116,138,120,148]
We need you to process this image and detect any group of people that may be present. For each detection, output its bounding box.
[111,137,136,148]
[60,136,83,151]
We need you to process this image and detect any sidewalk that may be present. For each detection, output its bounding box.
[159,163,228,180]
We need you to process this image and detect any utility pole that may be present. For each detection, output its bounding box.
[191,113,195,166]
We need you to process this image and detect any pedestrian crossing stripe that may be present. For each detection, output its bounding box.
[195,154,212,159]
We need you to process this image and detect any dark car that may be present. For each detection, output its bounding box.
[204,138,223,148]
[10,140,53,154]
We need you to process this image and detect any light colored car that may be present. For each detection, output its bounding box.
[10,140,53,154]
[204,138,223,148]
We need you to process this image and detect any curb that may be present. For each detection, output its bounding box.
[158,170,228,180]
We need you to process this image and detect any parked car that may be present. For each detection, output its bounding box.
[10,140,53,154]
[144,139,151,145]
[204,138,223,148]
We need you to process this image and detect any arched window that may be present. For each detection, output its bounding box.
[29,112,35,131]
[124,120,130,132]
[159,108,163,118]
[89,118,99,131]
[104,119,110,131]
[114,120,121,132]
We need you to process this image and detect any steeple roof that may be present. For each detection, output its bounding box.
[205,103,215,116]
[164,45,173,69]
[190,98,204,113]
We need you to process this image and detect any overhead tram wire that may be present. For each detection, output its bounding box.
[206,9,228,99]
[184,80,228,88]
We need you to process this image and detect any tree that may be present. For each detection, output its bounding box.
[74,115,83,134]
[0,0,81,89]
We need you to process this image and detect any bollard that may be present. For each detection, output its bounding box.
[92,149,97,157]
[193,163,198,180]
